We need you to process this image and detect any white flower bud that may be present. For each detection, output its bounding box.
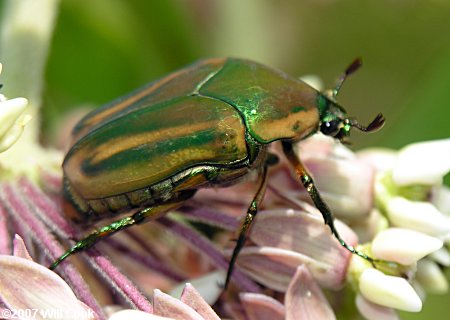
[392,139,450,186]
[428,247,450,267]
[359,268,422,312]
[0,97,30,152]
[416,259,448,294]
[386,197,450,237]
[372,228,442,265]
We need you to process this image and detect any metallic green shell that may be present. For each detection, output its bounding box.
[71,58,226,144]
[200,58,320,143]
[64,95,248,199]
[64,58,322,204]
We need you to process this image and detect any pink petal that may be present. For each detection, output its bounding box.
[251,209,356,256]
[247,209,354,289]
[355,294,399,320]
[109,310,173,320]
[0,206,12,255]
[12,234,33,260]
[237,246,345,291]
[222,301,248,320]
[296,133,336,159]
[0,256,94,319]
[302,157,375,219]
[294,135,375,219]
[153,289,204,320]
[180,284,220,320]
[239,293,285,320]
[171,271,224,306]
[285,265,336,320]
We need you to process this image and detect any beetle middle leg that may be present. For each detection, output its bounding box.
[281,141,375,264]
[224,165,269,289]
[50,201,183,270]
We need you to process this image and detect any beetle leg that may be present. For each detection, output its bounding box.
[50,201,181,270]
[281,141,375,264]
[224,165,269,289]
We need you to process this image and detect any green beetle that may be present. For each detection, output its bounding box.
[52,57,384,288]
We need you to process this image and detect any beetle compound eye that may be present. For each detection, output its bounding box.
[320,120,341,137]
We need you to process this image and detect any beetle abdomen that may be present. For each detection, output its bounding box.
[64,161,253,221]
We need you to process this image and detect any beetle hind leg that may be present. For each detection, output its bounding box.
[50,200,184,270]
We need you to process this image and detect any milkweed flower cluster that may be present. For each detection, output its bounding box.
[280,135,450,318]
[0,51,449,318]
[359,138,450,306]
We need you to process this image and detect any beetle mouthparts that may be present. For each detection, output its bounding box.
[351,113,385,132]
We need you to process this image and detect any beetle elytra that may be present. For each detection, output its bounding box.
[51,58,385,288]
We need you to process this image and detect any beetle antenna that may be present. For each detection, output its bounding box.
[332,58,362,98]
[350,113,385,132]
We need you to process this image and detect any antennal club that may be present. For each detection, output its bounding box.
[350,113,385,132]
[332,58,362,98]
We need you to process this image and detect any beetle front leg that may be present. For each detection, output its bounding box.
[224,165,269,289]
[281,141,375,264]
[50,202,181,270]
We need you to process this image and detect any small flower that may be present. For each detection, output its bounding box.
[0,62,61,180]
[359,268,422,312]
[0,62,30,153]
[392,139,450,186]
[371,228,443,265]
[415,259,449,294]
[385,197,450,237]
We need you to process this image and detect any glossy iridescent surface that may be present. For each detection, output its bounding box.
[64,58,324,216]
[200,59,320,143]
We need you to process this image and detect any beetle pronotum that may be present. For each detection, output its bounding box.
[51,58,385,288]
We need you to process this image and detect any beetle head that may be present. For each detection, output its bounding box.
[319,97,385,142]
[318,58,385,142]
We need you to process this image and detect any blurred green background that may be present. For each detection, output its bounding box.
[2,0,450,319]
